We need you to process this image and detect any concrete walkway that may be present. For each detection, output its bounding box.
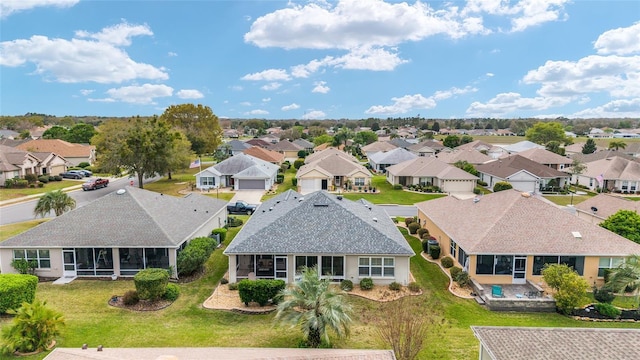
[228,190,265,205]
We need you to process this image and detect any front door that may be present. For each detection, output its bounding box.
[321,179,328,190]
[275,256,287,280]
[62,248,77,277]
[512,256,527,284]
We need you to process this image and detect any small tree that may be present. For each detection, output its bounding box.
[600,210,640,244]
[34,190,76,217]
[608,140,627,151]
[606,254,640,308]
[442,135,460,148]
[542,264,589,315]
[1,300,64,355]
[568,159,587,185]
[493,181,513,192]
[581,139,597,154]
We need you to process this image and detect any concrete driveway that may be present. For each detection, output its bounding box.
[228,190,265,205]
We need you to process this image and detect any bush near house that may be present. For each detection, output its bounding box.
[177,236,217,277]
[211,228,227,243]
[238,279,285,306]
[0,274,38,314]
[134,268,169,301]
[163,283,180,301]
[429,245,441,259]
[0,300,64,355]
[593,286,615,304]
[340,279,354,291]
[404,217,415,227]
[408,222,420,234]
[455,271,471,287]
[450,266,462,279]
[441,257,454,268]
[388,282,401,291]
[38,176,49,183]
[594,303,621,318]
[417,228,428,239]
[493,181,513,192]
[360,277,374,290]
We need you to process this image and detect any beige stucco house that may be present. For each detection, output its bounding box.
[16,139,95,166]
[296,148,372,194]
[385,156,478,193]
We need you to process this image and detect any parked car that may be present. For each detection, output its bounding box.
[78,169,92,177]
[60,170,84,179]
[227,200,257,215]
[82,178,109,191]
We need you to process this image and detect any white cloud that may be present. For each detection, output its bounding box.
[332,46,408,71]
[365,94,436,115]
[432,86,477,101]
[486,72,495,77]
[302,110,326,119]
[240,101,252,106]
[281,103,300,111]
[262,97,271,102]
[168,51,178,57]
[75,22,152,46]
[465,92,571,117]
[261,82,282,91]
[230,85,243,91]
[246,109,269,115]
[103,84,173,104]
[594,22,640,55]
[176,89,204,99]
[241,68,290,81]
[312,81,330,94]
[79,89,94,96]
[462,0,570,32]
[1,0,78,18]
[291,58,327,78]
[0,22,167,83]
[572,98,640,118]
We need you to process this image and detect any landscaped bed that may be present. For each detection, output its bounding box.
[573,305,640,321]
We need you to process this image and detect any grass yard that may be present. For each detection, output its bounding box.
[0,180,82,202]
[261,167,297,201]
[0,219,50,242]
[342,175,446,204]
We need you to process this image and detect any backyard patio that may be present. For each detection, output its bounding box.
[472,281,556,312]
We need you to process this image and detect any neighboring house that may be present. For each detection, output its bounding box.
[455,140,508,159]
[385,157,478,193]
[563,142,606,156]
[511,147,572,170]
[259,134,279,144]
[223,129,240,138]
[408,139,446,156]
[31,152,68,176]
[0,187,228,278]
[314,143,345,152]
[388,138,413,149]
[361,141,397,157]
[472,327,640,360]
[0,145,41,184]
[416,189,640,288]
[435,149,493,165]
[16,139,95,166]
[622,142,640,158]
[570,149,635,164]
[574,156,640,193]
[292,139,315,154]
[496,129,515,136]
[224,190,415,285]
[242,146,285,165]
[368,148,417,173]
[223,139,251,156]
[476,155,570,193]
[244,138,271,148]
[0,129,19,139]
[503,140,544,154]
[574,193,640,224]
[196,153,279,190]
[297,148,371,193]
[588,128,612,138]
[268,140,303,162]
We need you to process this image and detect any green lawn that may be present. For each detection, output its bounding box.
[0,180,82,202]
[342,175,446,204]
[261,167,297,201]
[142,168,201,197]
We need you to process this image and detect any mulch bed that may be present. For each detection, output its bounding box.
[572,305,640,321]
[108,296,172,311]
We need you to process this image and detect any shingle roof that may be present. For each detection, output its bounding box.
[243,146,285,163]
[503,140,544,153]
[16,139,94,157]
[0,187,228,249]
[411,139,446,150]
[476,155,569,179]
[361,141,397,153]
[0,145,28,171]
[299,149,370,177]
[389,138,412,149]
[213,153,277,175]
[225,190,414,255]
[304,147,359,164]
[386,157,478,180]
[225,139,251,152]
[416,189,640,255]
[244,138,271,148]
[570,150,636,163]
[574,194,640,220]
[472,326,640,360]
[369,148,417,165]
[515,147,573,165]
[435,149,493,165]
[455,140,495,152]
[293,138,314,149]
[268,140,303,152]
[580,156,640,180]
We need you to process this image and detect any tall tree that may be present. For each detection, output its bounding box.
[64,123,96,143]
[545,140,565,155]
[460,135,474,144]
[160,104,222,155]
[608,140,627,151]
[431,121,440,132]
[92,117,189,189]
[42,125,69,140]
[34,190,76,217]
[600,210,640,244]
[525,121,567,145]
[454,160,478,176]
[442,135,460,148]
[353,130,378,145]
[274,266,352,348]
[581,139,597,154]
[607,255,640,307]
[568,159,587,185]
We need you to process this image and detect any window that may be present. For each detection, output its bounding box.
[598,257,624,277]
[622,181,628,190]
[476,255,494,275]
[354,178,365,186]
[494,255,513,275]
[321,256,344,279]
[359,257,394,277]
[450,240,457,258]
[295,256,318,273]
[533,256,585,275]
[200,177,215,187]
[13,249,50,269]
[458,248,468,269]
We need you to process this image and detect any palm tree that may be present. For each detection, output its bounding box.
[274,266,352,347]
[34,190,76,217]
[608,140,627,151]
[607,254,640,307]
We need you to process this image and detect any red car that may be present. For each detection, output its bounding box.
[82,178,109,191]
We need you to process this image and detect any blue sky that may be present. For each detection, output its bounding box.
[1,0,639,120]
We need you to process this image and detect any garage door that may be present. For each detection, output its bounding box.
[238,179,264,190]
[300,179,317,194]
[443,180,474,193]
[510,180,536,193]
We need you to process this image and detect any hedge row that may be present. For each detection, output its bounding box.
[0,274,38,313]
[238,279,285,306]
[177,236,216,276]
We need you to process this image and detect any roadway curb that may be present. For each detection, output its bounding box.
[0,184,84,208]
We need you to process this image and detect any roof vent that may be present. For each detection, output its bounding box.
[299,197,304,202]
[116,189,126,195]
[269,207,273,211]
[336,195,343,200]
[314,204,329,207]
[473,197,480,203]
[571,231,582,239]
[591,206,598,213]
[373,217,378,222]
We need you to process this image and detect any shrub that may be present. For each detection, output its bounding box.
[473,187,481,195]
[429,245,441,260]
[10,259,37,275]
[594,303,621,318]
[37,182,44,188]
[392,217,399,223]
[4,178,14,188]
[293,158,305,169]
[0,274,38,314]
[228,283,238,290]
[177,236,216,276]
[421,240,430,254]
[404,217,414,227]
[417,228,428,239]
[408,222,420,234]
[211,228,227,244]
[477,180,488,186]
[78,162,90,168]
[493,181,513,192]
[393,184,403,190]
[162,283,180,301]
[220,278,229,285]
[455,271,471,287]
[29,183,36,188]
[408,282,421,293]
[340,279,353,291]
[276,174,285,183]
[542,264,589,315]
[593,286,615,304]
[441,256,454,268]
[0,300,64,355]
[24,173,38,184]
[449,266,462,279]
[360,277,374,290]
[389,282,401,291]
[38,175,49,183]
[122,290,139,305]
[238,279,285,306]
[226,216,243,228]
[53,175,62,181]
[292,178,298,187]
[134,268,169,301]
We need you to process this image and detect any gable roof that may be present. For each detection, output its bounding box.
[503,140,544,153]
[213,153,278,176]
[16,139,94,157]
[361,141,397,153]
[369,148,417,165]
[579,156,640,180]
[570,149,636,163]
[435,149,493,165]
[224,190,414,255]
[574,194,640,220]
[386,157,479,180]
[244,138,271,148]
[408,140,445,152]
[0,145,40,171]
[268,139,303,152]
[416,189,640,255]
[292,138,314,149]
[389,138,412,149]
[455,140,495,152]
[514,147,572,165]
[243,146,285,164]
[476,155,569,179]
[304,147,359,164]
[298,151,370,178]
[0,187,228,249]
[314,143,344,151]
[225,139,251,152]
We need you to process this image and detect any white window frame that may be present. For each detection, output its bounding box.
[598,257,624,277]
[354,177,365,186]
[358,257,395,278]
[450,239,457,258]
[200,176,215,187]
[13,249,51,269]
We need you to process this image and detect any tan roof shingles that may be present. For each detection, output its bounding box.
[476,154,569,179]
[472,326,640,360]
[515,147,573,165]
[574,193,640,220]
[386,157,478,180]
[580,156,640,180]
[416,189,640,255]
[435,149,493,165]
[16,139,94,158]
[242,146,285,163]
[361,141,397,153]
